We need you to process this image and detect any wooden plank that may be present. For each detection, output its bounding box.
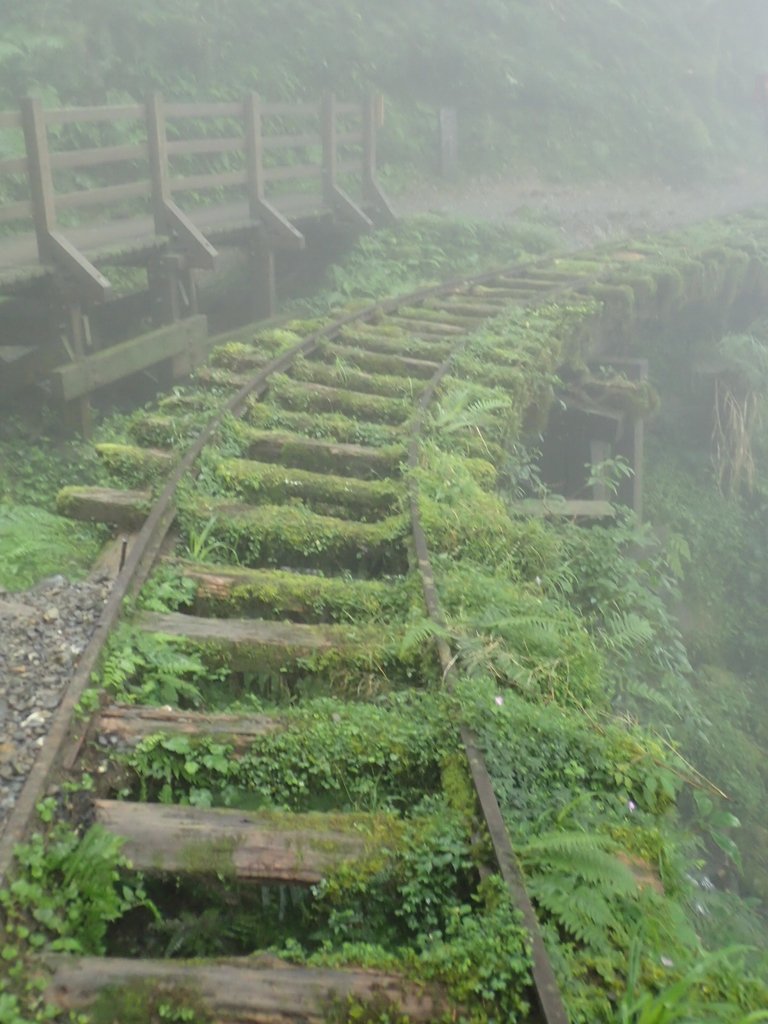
[0,155,28,174]
[386,315,464,336]
[336,130,363,145]
[49,143,148,171]
[163,101,242,118]
[237,429,403,476]
[0,110,23,129]
[262,132,318,151]
[263,163,320,182]
[44,104,143,125]
[56,485,151,528]
[45,955,451,1022]
[93,800,370,882]
[96,704,283,747]
[162,198,218,270]
[146,93,169,234]
[166,136,243,157]
[54,180,151,211]
[50,315,207,402]
[0,200,33,225]
[509,498,615,518]
[20,96,56,259]
[135,611,374,667]
[48,231,112,301]
[169,169,246,193]
[262,101,319,117]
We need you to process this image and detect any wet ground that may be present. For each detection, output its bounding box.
[395,171,768,249]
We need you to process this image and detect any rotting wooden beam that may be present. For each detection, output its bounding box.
[49,315,207,402]
[134,611,380,668]
[56,486,151,528]
[96,704,283,748]
[45,955,452,1023]
[234,428,404,478]
[93,800,372,882]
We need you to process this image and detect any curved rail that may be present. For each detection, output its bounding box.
[1,261,592,1022]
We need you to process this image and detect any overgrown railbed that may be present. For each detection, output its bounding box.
[4,213,768,1023]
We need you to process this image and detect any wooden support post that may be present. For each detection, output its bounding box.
[20,96,56,263]
[321,91,337,205]
[147,93,217,272]
[362,94,397,226]
[322,92,372,230]
[249,235,276,320]
[62,301,92,438]
[589,439,613,501]
[146,92,170,236]
[244,92,305,250]
[147,252,182,326]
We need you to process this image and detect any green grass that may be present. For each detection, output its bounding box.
[0,504,104,592]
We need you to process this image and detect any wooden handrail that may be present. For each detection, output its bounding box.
[0,90,388,290]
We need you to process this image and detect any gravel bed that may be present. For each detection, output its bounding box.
[0,572,112,839]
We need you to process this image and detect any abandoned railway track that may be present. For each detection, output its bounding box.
[0,262,614,1023]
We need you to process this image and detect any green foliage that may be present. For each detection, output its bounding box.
[122,694,457,812]
[0,798,154,1022]
[98,625,219,707]
[0,504,103,591]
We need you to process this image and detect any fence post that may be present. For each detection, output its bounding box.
[146,92,170,235]
[244,92,265,214]
[321,91,337,204]
[361,93,396,226]
[362,93,379,193]
[20,96,56,262]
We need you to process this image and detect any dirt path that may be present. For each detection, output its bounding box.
[394,171,768,249]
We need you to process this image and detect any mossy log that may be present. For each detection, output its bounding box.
[288,359,420,399]
[56,485,151,528]
[208,341,270,372]
[45,955,452,1023]
[425,296,511,317]
[386,315,465,336]
[135,610,387,671]
[93,799,377,882]
[183,500,409,576]
[395,304,488,329]
[94,443,175,483]
[214,457,401,520]
[193,365,250,391]
[233,426,405,478]
[269,377,412,426]
[337,325,453,360]
[320,341,440,380]
[97,703,283,749]
[171,561,404,621]
[244,401,403,447]
[128,414,195,448]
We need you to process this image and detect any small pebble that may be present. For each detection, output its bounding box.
[0,573,111,839]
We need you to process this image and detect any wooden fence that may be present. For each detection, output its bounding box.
[0,92,392,299]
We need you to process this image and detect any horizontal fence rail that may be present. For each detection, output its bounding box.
[0,92,391,296]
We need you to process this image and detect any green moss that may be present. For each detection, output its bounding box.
[289,356,420,399]
[88,981,212,1024]
[181,563,415,622]
[213,457,402,520]
[244,400,403,447]
[95,442,175,486]
[269,374,412,425]
[181,498,409,577]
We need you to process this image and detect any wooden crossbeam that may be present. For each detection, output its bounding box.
[94,800,371,882]
[49,315,207,402]
[45,955,451,1022]
[96,704,283,748]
